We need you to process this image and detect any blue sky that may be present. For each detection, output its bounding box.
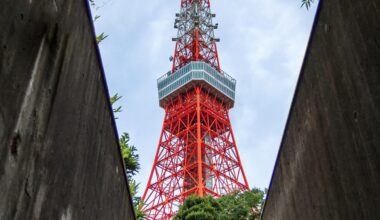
[91,0,317,193]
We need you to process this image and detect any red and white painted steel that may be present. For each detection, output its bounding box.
[142,0,250,219]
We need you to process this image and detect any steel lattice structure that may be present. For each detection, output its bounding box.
[172,0,220,73]
[142,0,250,219]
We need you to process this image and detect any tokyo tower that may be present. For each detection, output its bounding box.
[141,0,250,219]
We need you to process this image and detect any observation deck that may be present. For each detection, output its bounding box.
[157,62,236,109]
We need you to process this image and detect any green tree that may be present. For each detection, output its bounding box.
[128,179,145,220]
[174,195,222,220]
[218,192,249,220]
[218,188,266,220]
[174,189,266,220]
[110,94,145,219]
[119,132,140,179]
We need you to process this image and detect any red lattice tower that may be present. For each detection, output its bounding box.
[142,0,250,219]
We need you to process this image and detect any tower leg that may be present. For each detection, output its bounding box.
[142,87,249,219]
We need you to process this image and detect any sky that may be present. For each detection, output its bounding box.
[91,0,318,194]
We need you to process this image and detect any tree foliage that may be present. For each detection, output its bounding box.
[174,196,222,220]
[110,93,122,118]
[88,0,109,44]
[174,188,266,220]
[96,32,109,44]
[110,95,145,219]
[119,133,140,179]
[301,0,315,10]
[218,188,266,220]
[128,179,146,220]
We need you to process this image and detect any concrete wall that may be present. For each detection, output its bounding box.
[261,0,380,219]
[0,0,135,219]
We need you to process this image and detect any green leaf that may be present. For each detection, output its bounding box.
[94,15,101,22]
[89,0,95,7]
[174,189,266,220]
[96,32,108,44]
[301,0,315,10]
[120,133,141,179]
[110,93,123,119]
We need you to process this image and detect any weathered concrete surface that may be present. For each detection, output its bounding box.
[0,0,135,219]
[261,1,380,219]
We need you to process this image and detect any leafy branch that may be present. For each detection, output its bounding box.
[89,0,109,44]
[301,0,315,10]
[110,95,146,219]
[110,93,122,118]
